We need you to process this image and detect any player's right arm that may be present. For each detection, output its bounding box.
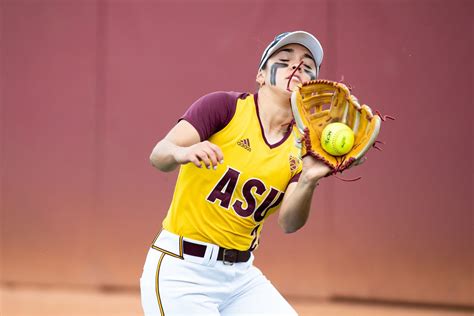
[149,120,224,172]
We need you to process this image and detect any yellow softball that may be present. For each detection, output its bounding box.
[321,122,355,156]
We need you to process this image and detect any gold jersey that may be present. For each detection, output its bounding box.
[162,92,302,251]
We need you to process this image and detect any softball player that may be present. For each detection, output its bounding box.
[141,31,329,315]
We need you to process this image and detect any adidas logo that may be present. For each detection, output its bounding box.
[237,138,251,152]
[289,154,298,173]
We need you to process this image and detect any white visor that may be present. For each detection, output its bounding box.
[258,31,324,77]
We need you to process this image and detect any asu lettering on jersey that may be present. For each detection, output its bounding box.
[162,92,302,251]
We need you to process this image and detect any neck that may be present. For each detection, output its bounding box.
[257,86,293,137]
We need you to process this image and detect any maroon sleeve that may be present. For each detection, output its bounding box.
[180,91,248,141]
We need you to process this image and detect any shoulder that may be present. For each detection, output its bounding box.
[196,91,251,106]
[181,91,252,141]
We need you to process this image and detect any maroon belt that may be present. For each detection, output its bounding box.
[182,240,251,264]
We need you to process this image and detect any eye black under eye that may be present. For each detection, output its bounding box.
[304,69,316,80]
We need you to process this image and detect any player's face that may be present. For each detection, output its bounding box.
[257,44,317,94]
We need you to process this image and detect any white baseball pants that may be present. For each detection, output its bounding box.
[140,230,298,316]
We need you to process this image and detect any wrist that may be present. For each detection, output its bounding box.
[170,143,185,164]
[299,171,321,190]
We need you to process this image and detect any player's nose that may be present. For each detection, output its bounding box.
[291,62,304,71]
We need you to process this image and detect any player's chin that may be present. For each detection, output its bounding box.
[273,82,295,96]
[287,79,303,90]
[286,83,299,94]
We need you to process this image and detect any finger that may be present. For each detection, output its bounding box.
[196,151,212,169]
[207,143,224,164]
[189,156,202,168]
[203,147,218,169]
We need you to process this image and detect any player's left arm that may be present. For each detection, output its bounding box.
[278,156,330,233]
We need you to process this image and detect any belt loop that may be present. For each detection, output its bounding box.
[203,244,219,266]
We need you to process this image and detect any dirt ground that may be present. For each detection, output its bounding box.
[1,286,472,316]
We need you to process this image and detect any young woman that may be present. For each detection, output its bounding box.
[141,31,331,316]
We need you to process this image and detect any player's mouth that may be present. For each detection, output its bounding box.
[286,75,301,82]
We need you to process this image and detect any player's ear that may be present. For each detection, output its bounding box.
[256,70,265,87]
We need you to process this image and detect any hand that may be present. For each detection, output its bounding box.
[300,155,331,185]
[174,141,224,170]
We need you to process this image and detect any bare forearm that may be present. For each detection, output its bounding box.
[149,139,181,172]
[150,130,224,173]
[278,175,320,233]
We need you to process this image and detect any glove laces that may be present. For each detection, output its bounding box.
[332,156,362,182]
[334,110,395,181]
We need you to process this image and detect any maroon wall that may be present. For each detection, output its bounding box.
[1,0,472,306]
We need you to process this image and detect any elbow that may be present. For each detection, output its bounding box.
[278,218,304,234]
[149,152,173,172]
[148,140,179,172]
[282,226,299,234]
[149,152,160,169]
